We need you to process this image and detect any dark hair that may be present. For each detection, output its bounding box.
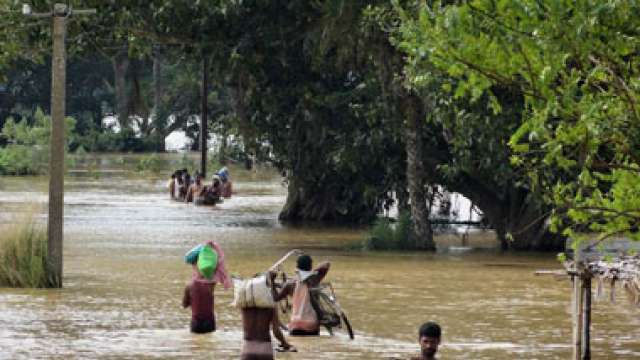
[296,255,312,271]
[419,322,441,339]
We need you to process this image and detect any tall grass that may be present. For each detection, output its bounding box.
[0,213,54,288]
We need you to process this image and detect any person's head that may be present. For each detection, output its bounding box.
[195,173,202,185]
[296,254,312,271]
[171,173,176,179]
[418,322,441,359]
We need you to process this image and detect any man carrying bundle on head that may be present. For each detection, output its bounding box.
[182,241,231,334]
[234,271,296,359]
[216,166,233,198]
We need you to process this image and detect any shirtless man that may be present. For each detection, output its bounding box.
[240,272,295,360]
[182,266,216,334]
[186,173,205,204]
[410,322,441,360]
[285,254,330,336]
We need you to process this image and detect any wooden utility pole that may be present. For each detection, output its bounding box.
[200,55,209,178]
[25,3,95,287]
[47,3,67,287]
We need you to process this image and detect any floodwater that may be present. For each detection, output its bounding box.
[1,155,639,359]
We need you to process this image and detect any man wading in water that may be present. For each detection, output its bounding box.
[182,242,231,334]
[240,271,295,359]
[409,321,441,360]
[285,254,331,336]
[182,265,216,333]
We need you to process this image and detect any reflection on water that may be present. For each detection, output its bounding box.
[1,163,640,359]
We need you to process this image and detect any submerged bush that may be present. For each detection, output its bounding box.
[0,214,54,288]
[364,212,413,251]
[0,145,43,175]
[136,153,163,173]
[0,108,77,175]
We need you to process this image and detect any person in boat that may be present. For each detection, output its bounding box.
[240,271,296,359]
[217,167,233,198]
[284,254,331,336]
[186,173,206,204]
[182,242,232,334]
[409,321,441,360]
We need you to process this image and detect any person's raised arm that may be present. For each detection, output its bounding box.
[310,261,331,286]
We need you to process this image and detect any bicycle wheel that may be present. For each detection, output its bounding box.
[340,311,354,340]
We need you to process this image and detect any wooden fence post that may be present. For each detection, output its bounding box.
[582,276,592,359]
[572,270,584,360]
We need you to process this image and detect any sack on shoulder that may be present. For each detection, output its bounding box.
[231,275,275,309]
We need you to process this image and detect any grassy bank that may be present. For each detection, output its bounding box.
[0,213,54,288]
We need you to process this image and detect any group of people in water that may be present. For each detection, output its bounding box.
[182,242,442,360]
[169,167,233,205]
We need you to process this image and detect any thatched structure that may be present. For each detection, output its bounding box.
[537,242,640,360]
[581,256,640,306]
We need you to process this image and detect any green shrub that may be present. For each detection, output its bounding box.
[0,108,77,175]
[363,212,413,251]
[0,213,54,288]
[136,153,163,173]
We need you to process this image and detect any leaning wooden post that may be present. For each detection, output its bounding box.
[581,275,592,360]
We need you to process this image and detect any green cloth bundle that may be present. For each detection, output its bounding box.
[196,245,218,279]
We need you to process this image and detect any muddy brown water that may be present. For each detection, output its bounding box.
[1,157,639,359]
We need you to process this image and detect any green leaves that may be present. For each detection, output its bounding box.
[399,0,640,245]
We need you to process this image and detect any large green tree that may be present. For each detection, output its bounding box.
[399,0,640,245]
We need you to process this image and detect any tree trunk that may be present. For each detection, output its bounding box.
[200,55,209,178]
[279,174,304,222]
[396,182,410,215]
[404,94,435,250]
[219,128,228,165]
[113,46,130,130]
[152,45,162,122]
[129,60,150,133]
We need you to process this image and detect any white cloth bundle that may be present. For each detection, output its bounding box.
[232,275,276,309]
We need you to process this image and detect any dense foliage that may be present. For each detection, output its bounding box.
[0,107,75,174]
[3,0,636,250]
[398,0,640,245]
